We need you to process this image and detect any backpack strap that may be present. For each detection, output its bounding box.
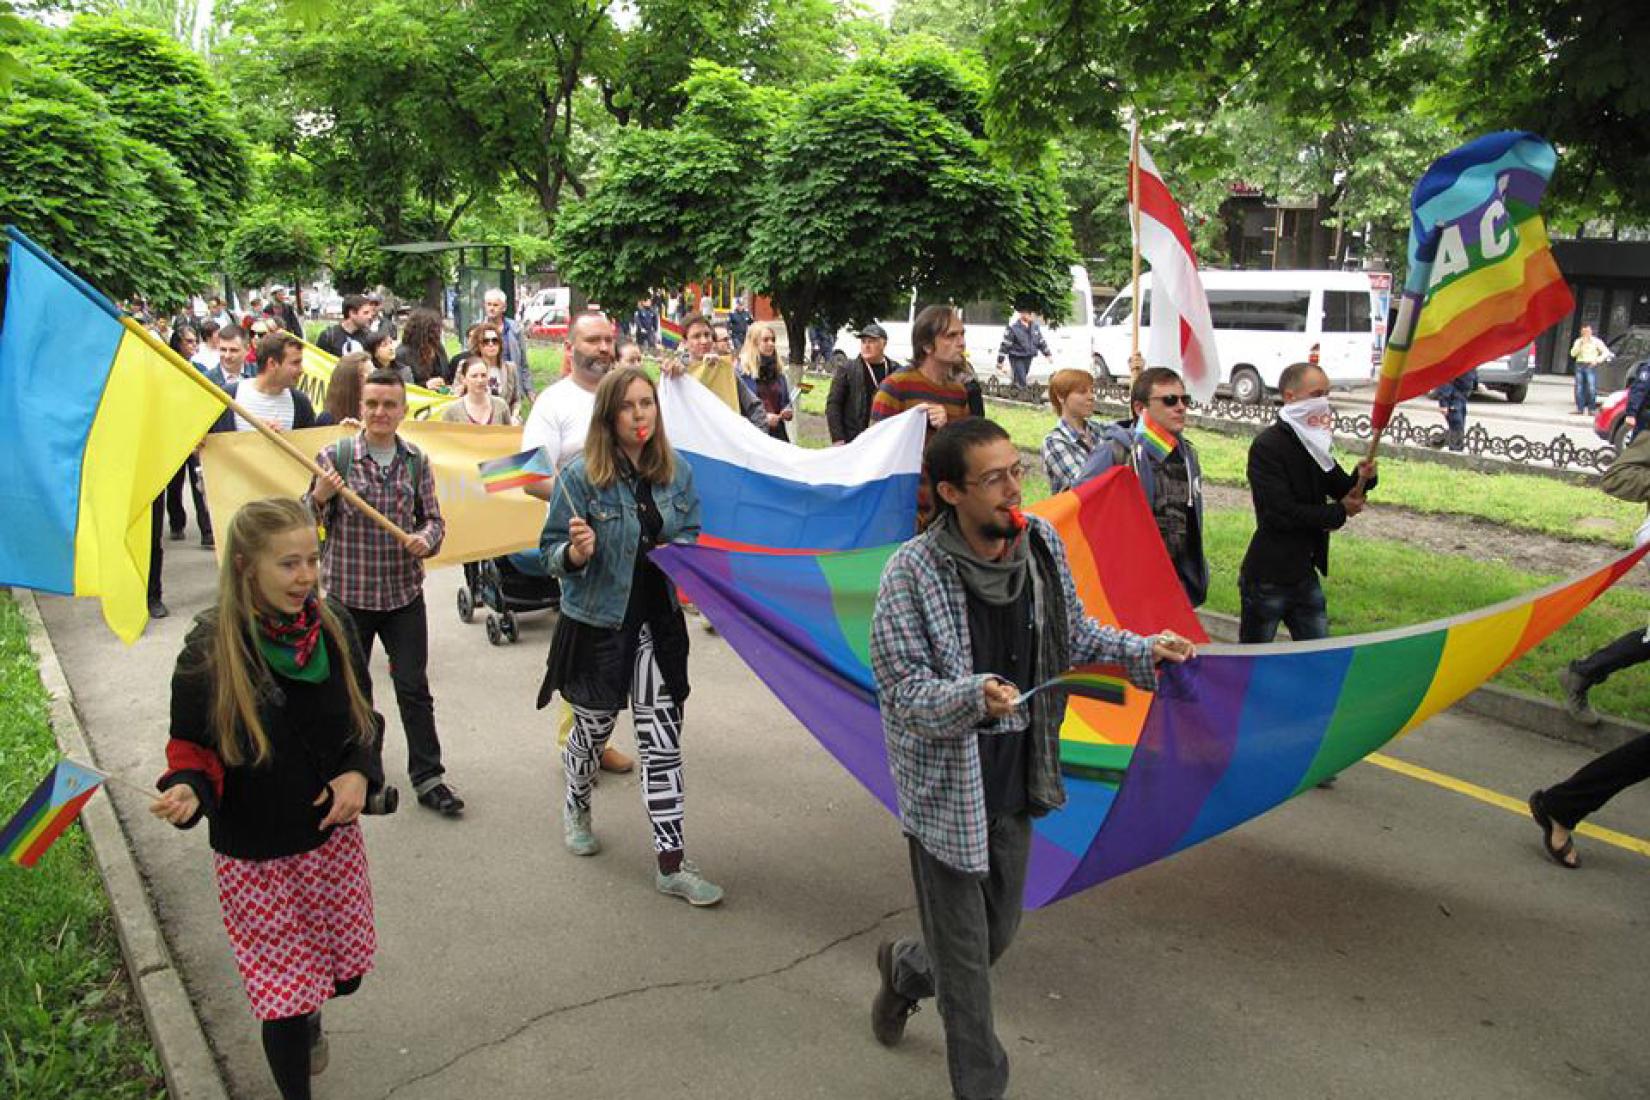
[404,441,426,529]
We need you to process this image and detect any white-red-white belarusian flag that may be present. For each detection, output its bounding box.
[1130,126,1219,402]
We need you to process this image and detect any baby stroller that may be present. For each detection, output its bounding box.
[457,551,560,645]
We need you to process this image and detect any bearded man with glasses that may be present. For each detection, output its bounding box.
[1075,365,1209,606]
[867,418,1193,1100]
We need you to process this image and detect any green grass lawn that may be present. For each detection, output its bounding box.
[0,595,163,1098]
[797,383,1644,544]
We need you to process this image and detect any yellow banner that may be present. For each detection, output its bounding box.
[684,358,742,413]
[296,340,456,420]
[199,423,544,568]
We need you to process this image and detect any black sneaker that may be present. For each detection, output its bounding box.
[871,940,919,1046]
[417,783,465,817]
[168,527,185,542]
[201,532,215,549]
[147,598,170,620]
[1558,663,1600,726]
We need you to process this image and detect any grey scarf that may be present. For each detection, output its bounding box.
[931,510,1029,606]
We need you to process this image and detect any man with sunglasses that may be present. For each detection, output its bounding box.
[868,418,1193,1100]
[1075,366,1208,605]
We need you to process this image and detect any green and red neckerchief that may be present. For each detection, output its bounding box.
[254,594,330,683]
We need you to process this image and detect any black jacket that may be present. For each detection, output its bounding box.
[159,600,384,861]
[1240,422,1376,585]
[209,380,316,434]
[826,355,897,443]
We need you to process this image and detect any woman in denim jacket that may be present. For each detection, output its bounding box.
[538,367,722,905]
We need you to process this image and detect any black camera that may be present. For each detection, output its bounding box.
[362,784,399,816]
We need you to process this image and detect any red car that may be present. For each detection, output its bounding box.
[1595,389,1631,449]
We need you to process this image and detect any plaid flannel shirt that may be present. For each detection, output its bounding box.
[870,514,1158,875]
[1040,418,1103,495]
[304,433,445,612]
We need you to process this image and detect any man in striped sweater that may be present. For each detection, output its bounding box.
[871,304,975,529]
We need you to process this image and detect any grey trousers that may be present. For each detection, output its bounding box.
[891,813,1033,1100]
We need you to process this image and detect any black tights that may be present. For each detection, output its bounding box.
[259,976,361,1100]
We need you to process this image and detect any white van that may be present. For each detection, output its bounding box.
[833,265,1096,378]
[1093,270,1382,402]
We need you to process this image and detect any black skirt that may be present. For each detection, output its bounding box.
[537,606,691,712]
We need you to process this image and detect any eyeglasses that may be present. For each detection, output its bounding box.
[1153,393,1191,408]
[480,336,501,345]
[963,462,1026,490]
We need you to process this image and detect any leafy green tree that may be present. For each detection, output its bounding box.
[48,17,249,215]
[555,48,1075,361]
[224,202,324,289]
[0,66,180,301]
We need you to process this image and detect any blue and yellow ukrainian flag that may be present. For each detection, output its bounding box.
[0,227,228,642]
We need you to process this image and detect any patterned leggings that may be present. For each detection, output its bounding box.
[563,625,686,863]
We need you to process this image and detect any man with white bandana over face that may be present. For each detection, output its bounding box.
[1237,361,1377,645]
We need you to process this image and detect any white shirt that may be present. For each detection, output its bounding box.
[191,348,220,373]
[520,376,596,468]
[234,384,296,432]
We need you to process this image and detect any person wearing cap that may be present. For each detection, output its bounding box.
[827,322,899,446]
[269,286,305,341]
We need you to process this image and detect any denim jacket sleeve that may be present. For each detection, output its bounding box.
[664,461,702,544]
[541,463,594,577]
[870,545,993,740]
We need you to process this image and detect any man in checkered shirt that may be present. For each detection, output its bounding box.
[867,418,1194,1100]
[305,369,464,817]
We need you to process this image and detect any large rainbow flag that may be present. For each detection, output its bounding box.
[0,227,229,642]
[0,759,106,869]
[656,470,1644,906]
[1371,132,1574,434]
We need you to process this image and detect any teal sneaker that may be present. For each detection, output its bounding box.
[563,805,600,857]
[656,860,724,907]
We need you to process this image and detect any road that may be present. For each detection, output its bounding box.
[1330,375,1614,459]
[39,541,1650,1099]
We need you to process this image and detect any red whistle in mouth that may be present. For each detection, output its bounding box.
[1009,506,1027,532]
[636,426,650,442]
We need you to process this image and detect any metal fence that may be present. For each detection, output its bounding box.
[974,378,1620,476]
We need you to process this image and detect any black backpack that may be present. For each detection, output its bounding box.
[329,435,426,528]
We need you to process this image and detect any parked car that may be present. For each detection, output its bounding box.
[1094,269,1382,403]
[1590,328,1650,448]
[1474,342,1534,403]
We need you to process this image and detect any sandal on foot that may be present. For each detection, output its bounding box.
[1528,790,1579,869]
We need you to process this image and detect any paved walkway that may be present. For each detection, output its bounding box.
[41,543,1650,1099]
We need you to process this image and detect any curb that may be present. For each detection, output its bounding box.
[15,591,230,1100]
[1196,608,1647,756]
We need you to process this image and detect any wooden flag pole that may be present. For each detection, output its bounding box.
[1129,121,1144,379]
[121,319,416,548]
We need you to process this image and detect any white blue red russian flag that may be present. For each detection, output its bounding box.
[658,374,926,551]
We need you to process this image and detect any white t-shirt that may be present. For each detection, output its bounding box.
[521,376,597,467]
[234,385,297,432]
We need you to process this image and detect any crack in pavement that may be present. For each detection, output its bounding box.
[379,903,915,1099]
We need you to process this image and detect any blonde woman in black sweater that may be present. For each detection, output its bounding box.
[151,497,384,1100]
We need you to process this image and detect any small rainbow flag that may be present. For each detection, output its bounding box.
[1,759,106,868]
[477,447,554,493]
[659,319,684,350]
[1018,664,1131,707]
[1135,416,1177,460]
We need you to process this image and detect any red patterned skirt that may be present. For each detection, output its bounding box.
[213,822,376,1021]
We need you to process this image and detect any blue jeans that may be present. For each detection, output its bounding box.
[1238,575,1329,643]
[1007,357,1031,388]
[1574,364,1597,413]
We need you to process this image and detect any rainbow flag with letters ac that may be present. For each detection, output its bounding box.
[0,227,228,642]
[1,760,106,868]
[654,468,1643,907]
[1371,132,1574,434]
